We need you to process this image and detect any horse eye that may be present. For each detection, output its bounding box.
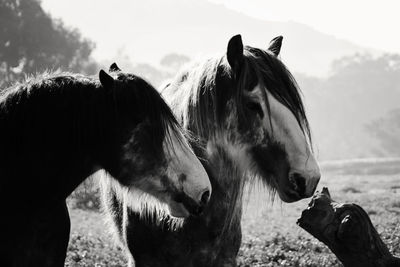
[245,101,263,118]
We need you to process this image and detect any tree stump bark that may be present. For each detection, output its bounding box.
[297,187,400,267]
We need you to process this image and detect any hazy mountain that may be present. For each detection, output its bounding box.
[297,54,400,160]
[92,0,373,76]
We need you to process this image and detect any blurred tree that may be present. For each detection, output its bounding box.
[0,0,97,88]
[160,53,190,71]
[366,109,400,156]
[132,63,170,88]
[105,47,171,88]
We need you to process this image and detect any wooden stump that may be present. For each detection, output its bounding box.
[297,187,400,267]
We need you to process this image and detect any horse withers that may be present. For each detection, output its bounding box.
[102,35,320,267]
[0,66,211,266]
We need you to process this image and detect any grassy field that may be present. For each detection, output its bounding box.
[65,171,400,267]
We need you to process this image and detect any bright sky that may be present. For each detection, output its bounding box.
[41,0,400,58]
[208,0,400,53]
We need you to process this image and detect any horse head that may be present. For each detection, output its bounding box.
[221,35,320,202]
[98,67,211,217]
[167,35,320,203]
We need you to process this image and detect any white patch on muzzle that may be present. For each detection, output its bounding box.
[252,84,320,198]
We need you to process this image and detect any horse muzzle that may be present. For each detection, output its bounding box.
[172,189,211,217]
[279,170,320,203]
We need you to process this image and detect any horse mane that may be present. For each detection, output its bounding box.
[163,46,312,233]
[0,70,184,155]
[244,47,312,146]
[164,47,311,146]
[162,57,221,143]
[110,71,188,156]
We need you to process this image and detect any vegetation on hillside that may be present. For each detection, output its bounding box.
[297,53,400,160]
[0,0,97,89]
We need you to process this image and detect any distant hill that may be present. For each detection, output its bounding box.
[77,0,373,77]
[297,54,400,160]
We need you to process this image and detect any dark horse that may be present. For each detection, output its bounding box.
[102,35,321,266]
[0,67,211,267]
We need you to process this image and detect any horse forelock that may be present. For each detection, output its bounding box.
[243,46,312,147]
[113,72,187,154]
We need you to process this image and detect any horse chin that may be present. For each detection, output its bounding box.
[167,201,190,218]
[276,189,302,203]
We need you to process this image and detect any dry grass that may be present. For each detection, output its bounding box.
[65,173,400,266]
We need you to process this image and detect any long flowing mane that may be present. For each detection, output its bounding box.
[0,71,183,155]
[163,45,312,232]
[164,46,311,145]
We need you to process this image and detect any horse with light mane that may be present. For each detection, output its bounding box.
[102,35,321,266]
[0,67,211,266]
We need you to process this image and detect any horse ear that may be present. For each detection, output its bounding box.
[99,69,114,88]
[109,62,121,72]
[268,36,283,56]
[227,34,244,74]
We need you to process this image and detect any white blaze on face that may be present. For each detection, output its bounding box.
[162,127,211,217]
[251,84,320,198]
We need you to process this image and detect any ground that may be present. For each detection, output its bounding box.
[65,172,400,267]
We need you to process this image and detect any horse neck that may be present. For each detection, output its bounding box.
[57,82,114,189]
[0,80,109,200]
[194,141,245,236]
[163,82,245,232]
[201,143,244,187]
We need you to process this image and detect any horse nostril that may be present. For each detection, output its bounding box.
[200,190,210,206]
[291,173,306,197]
[195,206,204,216]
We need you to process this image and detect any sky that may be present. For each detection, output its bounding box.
[41,0,400,63]
[208,0,400,53]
